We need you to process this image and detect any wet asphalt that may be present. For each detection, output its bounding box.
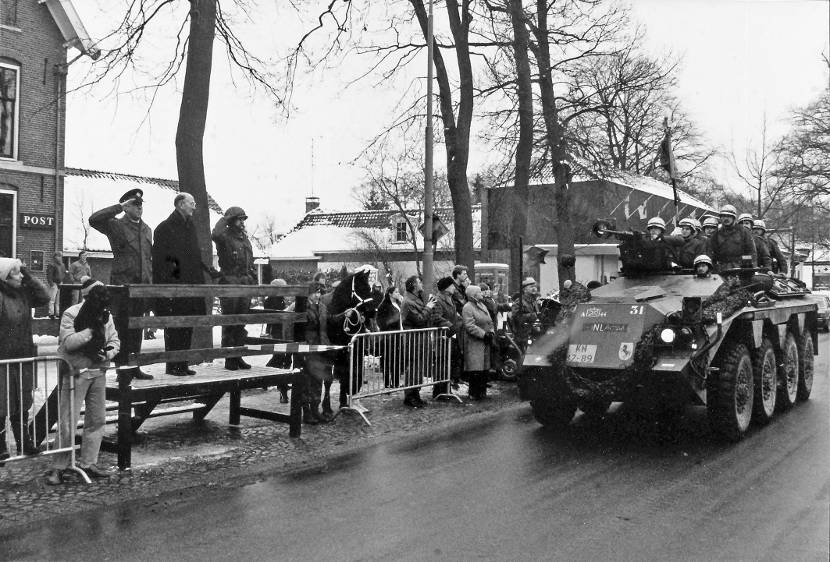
[3,335,828,561]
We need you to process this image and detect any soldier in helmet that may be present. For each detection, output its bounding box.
[693,254,713,278]
[701,216,719,239]
[645,216,689,267]
[752,219,788,274]
[737,214,772,270]
[673,217,709,268]
[708,205,757,271]
[212,206,256,370]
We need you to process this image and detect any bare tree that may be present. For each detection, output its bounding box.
[69,190,94,251]
[249,214,283,252]
[729,117,790,218]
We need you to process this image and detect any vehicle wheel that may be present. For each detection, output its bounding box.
[580,399,612,420]
[751,339,777,425]
[499,359,518,382]
[776,331,799,411]
[530,373,576,429]
[708,342,754,441]
[797,330,814,401]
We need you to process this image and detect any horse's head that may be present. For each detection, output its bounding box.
[327,268,375,340]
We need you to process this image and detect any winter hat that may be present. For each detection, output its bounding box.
[479,282,491,292]
[0,258,21,281]
[465,284,482,301]
[521,277,537,288]
[437,277,454,291]
[81,277,104,297]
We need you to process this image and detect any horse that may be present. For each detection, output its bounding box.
[320,268,375,413]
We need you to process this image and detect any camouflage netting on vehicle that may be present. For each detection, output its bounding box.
[543,278,751,402]
[701,278,752,323]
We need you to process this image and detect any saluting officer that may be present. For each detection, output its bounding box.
[89,188,154,380]
[211,206,255,370]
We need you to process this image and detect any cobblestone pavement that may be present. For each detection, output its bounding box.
[0,356,525,531]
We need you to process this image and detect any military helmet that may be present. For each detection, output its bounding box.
[719,204,738,219]
[694,254,713,267]
[647,217,666,231]
[224,206,248,220]
[678,217,696,229]
[702,216,720,228]
[737,213,754,225]
[753,219,767,232]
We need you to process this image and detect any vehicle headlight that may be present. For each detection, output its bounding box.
[660,328,676,343]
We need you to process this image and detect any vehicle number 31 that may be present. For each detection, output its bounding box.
[629,305,644,315]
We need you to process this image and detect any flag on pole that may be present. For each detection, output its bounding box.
[658,117,680,221]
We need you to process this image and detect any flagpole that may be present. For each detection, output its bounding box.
[423,0,435,291]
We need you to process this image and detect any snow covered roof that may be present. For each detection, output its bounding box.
[63,168,224,253]
[590,171,714,211]
[270,206,481,259]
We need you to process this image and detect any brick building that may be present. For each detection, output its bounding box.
[0,0,96,277]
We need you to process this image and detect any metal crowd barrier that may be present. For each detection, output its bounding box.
[344,327,461,425]
[1,356,90,484]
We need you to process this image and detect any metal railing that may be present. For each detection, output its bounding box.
[1,356,90,483]
[344,327,461,424]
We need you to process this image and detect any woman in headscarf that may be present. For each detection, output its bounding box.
[462,284,495,400]
[0,258,50,462]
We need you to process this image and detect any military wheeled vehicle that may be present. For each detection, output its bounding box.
[521,222,819,441]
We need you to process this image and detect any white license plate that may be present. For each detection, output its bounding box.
[567,344,597,363]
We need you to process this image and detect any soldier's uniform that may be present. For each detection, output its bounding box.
[753,220,789,274]
[211,207,255,369]
[710,206,757,271]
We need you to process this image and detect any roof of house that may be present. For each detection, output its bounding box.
[63,167,225,253]
[270,206,480,260]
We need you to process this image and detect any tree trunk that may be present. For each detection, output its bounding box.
[508,0,533,291]
[411,0,475,270]
[533,0,575,287]
[176,0,216,347]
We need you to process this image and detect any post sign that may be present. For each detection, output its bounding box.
[19,213,56,230]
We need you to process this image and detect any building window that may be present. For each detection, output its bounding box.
[0,0,17,27]
[0,62,19,160]
[395,219,408,243]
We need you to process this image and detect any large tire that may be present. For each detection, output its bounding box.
[776,331,799,411]
[708,342,754,441]
[797,330,814,401]
[530,373,576,429]
[751,339,777,425]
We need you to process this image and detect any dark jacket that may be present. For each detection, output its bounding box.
[511,292,540,339]
[451,282,467,314]
[753,234,772,269]
[0,268,49,359]
[211,217,254,282]
[709,224,757,270]
[675,235,710,268]
[430,290,461,336]
[89,204,152,284]
[767,237,788,274]
[46,259,66,286]
[401,290,430,329]
[152,211,207,285]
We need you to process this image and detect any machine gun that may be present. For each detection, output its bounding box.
[592,219,673,274]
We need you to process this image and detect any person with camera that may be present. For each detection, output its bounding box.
[462,284,495,400]
[89,188,154,380]
[0,258,50,463]
[46,278,120,484]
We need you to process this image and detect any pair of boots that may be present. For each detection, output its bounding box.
[224,357,252,371]
[404,389,427,408]
[0,415,39,464]
[467,371,488,400]
[302,403,332,425]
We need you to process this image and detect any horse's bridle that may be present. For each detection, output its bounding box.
[343,275,374,335]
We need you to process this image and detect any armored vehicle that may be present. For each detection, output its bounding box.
[521,223,818,441]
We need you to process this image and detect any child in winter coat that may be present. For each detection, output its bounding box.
[0,258,50,462]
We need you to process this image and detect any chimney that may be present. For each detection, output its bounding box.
[305,196,320,213]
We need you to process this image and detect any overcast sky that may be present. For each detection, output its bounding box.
[65,0,829,232]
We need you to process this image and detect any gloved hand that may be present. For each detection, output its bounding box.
[483,331,494,346]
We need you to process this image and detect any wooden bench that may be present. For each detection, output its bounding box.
[33,282,340,471]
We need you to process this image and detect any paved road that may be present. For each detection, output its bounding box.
[5,336,828,561]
